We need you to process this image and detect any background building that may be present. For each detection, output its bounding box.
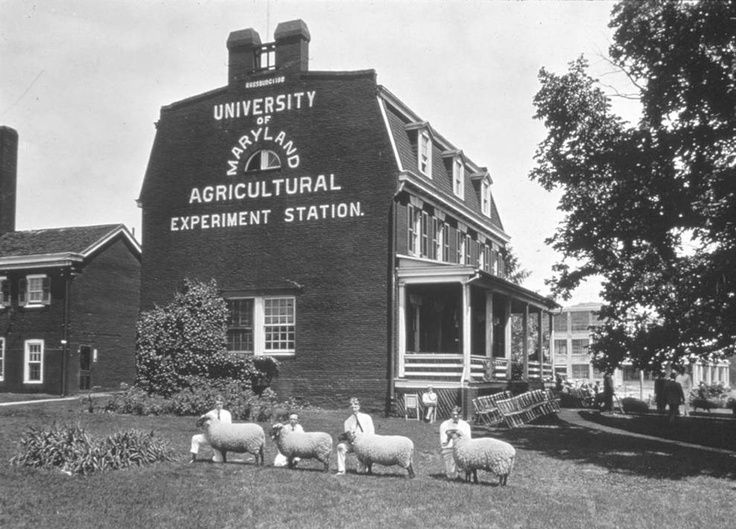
[0,126,141,395]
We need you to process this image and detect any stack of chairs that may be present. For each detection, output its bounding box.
[472,391,513,426]
[495,389,561,429]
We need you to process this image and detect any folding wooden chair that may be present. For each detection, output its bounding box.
[404,393,421,420]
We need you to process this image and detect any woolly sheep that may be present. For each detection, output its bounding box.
[197,416,265,465]
[270,423,333,472]
[447,430,515,485]
[338,431,415,478]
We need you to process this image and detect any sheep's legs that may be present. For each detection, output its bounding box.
[406,463,415,479]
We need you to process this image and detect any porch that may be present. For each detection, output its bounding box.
[391,261,558,420]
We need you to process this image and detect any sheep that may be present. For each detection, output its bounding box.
[447,430,515,486]
[621,397,649,414]
[338,431,415,478]
[197,416,265,465]
[270,423,333,472]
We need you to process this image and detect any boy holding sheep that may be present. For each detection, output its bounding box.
[336,397,374,475]
[439,406,471,479]
[190,396,232,463]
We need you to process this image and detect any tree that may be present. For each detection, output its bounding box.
[502,245,531,285]
[530,0,736,372]
[135,278,278,396]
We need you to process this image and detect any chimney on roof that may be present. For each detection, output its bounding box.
[226,19,310,85]
[0,126,18,235]
[274,19,310,73]
[227,28,262,86]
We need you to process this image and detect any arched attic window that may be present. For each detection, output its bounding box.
[245,149,281,172]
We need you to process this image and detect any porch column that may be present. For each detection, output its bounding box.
[485,292,494,358]
[461,281,472,383]
[397,281,406,377]
[504,299,512,380]
[523,304,529,380]
[538,310,544,380]
[548,311,554,374]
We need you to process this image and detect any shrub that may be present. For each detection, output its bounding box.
[103,380,306,422]
[135,278,280,397]
[10,423,175,475]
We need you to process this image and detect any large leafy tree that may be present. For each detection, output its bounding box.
[531,0,736,372]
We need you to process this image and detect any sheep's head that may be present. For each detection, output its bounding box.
[445,429,464,442]
[270,423,285,439]
[337,430,357,444]
[196,415,213,428]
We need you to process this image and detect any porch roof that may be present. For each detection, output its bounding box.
[397,262,559,312]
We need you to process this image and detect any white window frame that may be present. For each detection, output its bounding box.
[481,178,491,217]
[453,157,464,199]
[24,339,44,384]
[456,230,465,264]
[0,337,4,382]
[227,296,296,357]
[432,217,441,261]
[418,130,432,178]
[441,223,450,262]
[407,204,421,257]
[245,149,281,172]
[22,274,50,307]
[420,211,430,258]
[261,297,296,355]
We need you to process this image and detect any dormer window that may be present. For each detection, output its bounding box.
[453,157,464,199]
[481,178,491,217]
[245,149,281,172]
[418,130,432,177]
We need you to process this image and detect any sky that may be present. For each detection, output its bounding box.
[0,0,639,305]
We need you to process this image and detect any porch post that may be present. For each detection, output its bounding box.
[485,292,493,358]
[397,281,406,378]
[537,310,543,381]
[523,303,529,380]
[504,299,512,380]
[548,311,554,375]
[461,281,472,383]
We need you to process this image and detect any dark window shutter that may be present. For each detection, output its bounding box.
[18,278,27,306]
[1,279,9,306]
[42,276,51,305]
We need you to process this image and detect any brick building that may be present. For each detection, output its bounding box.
[138,20,558,414]
[0,126,141,395]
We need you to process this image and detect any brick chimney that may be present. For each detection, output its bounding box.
[0,126,18,235]
[227,28,262,86]
[274,20,310,73]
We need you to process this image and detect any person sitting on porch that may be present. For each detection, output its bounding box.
[336,397,374,475]
[422,386,438,423]
[439,406,471,480]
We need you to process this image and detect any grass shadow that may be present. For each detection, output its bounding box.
[475,411,736,481]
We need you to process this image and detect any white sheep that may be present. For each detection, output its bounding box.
[197,416,265,465]
[447,430,515,485]
[338,431,415,478]
[270,423,333,472]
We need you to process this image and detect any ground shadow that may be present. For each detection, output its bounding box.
[473,411,736,481]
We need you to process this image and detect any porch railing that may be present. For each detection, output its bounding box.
[402,353,552,383]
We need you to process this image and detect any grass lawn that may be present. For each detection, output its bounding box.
[0,398,734,529]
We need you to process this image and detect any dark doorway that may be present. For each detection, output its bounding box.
[79,345,92,390]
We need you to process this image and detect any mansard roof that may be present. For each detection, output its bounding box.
[377,85,506,239]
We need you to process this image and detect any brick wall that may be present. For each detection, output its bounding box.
[139,72,399,412]
[70,238,141,392]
